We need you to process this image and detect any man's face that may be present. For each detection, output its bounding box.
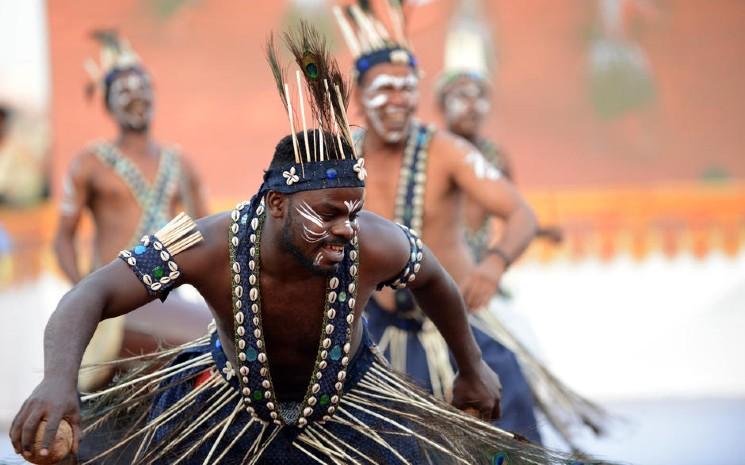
[107,68,154,131]
[441,75,490,139]
[280,187,364,275]
[358,63,419,144]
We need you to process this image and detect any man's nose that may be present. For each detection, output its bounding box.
[331,220,355,240]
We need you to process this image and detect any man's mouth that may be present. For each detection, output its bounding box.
[320,242,345,263]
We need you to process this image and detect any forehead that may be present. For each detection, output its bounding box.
[361,63,416,88]
[294,187,364,206]
[111,68,151,87]
[445,76,488,97]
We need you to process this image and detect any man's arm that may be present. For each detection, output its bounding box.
[178,155,209,218]
[53,154,94,284]
[10,213,225,460]
[360,213,501,420]
[441,133,538,309]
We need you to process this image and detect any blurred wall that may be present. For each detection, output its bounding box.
[46,0,745,199]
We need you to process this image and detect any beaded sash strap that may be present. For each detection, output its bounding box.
[94,142,181,247]
[390,122,434,317]
[393,122,435,234]
[228,198,360,428]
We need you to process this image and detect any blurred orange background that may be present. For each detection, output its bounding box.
[46,0,745,197]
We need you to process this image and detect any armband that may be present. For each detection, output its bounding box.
[119,213,202,301]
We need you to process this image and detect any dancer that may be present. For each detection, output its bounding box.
[9,24,591,465]
[54,31,210,387]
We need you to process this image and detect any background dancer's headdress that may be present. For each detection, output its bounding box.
[83,30,147,100]
[332,1,417,83]
[261,21,365,196]
[435,0,494,100]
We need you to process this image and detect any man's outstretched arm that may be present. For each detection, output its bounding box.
[360,212,501,420]
[9,212,224,461]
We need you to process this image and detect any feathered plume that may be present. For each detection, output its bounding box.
[266,21,356,163]
[84,29,142,100]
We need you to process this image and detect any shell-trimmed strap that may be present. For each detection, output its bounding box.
[378,223,424,290]
[119,212,203,301]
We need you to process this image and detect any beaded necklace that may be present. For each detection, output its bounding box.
[393,122,435,231]
[94,142,180,246]
[228,197,360,428]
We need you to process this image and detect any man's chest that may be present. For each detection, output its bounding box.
[363,152,453,225]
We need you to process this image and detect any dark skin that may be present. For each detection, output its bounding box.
[54,69,207,283]
[11,186,501,462]
[439,75,563,246]
[358,63,538,312]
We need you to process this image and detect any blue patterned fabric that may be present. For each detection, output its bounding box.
[119,235,182,301]
[147,327,427,464]
[262,158,365,195]
[355,47,417,83]
[365,297,542,443]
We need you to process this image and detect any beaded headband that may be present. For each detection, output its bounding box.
[262,22,365,196]
[333,2,418,83]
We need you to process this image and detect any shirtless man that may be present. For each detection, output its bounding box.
[437,72,562,260]
[53,33,209,386]
[334,5,542,441]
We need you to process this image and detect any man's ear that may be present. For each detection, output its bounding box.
[265,191,288,219]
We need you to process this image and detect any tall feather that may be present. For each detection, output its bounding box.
[282,21,352,158]
[265,34,288,110]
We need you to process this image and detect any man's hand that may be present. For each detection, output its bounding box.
[460,254,505,311]
[452,360,502,421]
[10,379,80,462]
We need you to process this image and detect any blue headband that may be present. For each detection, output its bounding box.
[262,158,366,195]
[355,47,418,83]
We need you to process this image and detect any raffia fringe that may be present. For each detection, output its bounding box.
[155,212,204,255]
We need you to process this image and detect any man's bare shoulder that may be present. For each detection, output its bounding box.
[430,129,477,161]
[357,211,409,283]
[194,211,232,252]
[67,144,107,178]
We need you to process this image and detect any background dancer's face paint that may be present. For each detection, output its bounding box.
[279,187,363,275]
[105,68,154,132]
[441,75,490,140]
[359,63,419,144]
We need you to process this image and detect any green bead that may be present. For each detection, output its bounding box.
[319,394,330,405]
[246,347,258,362]
[152,266,164,279]
[330,345,342,361]
[253,390,263,401]
[338,292,347,303]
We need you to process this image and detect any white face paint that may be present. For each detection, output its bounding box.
[107,71,154,130]
[465,150,502,181]
[59,174,79,216]
[296,201,330,244]
[343,199,363,230]
[444,80,490,125]
[362,73,419,143]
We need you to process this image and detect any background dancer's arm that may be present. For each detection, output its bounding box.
[179,155,209,218]
[441,134,538,309]
[361,213,502,420]
[54,153,95,284]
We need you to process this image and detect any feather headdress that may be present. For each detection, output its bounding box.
[83,30,145,99]
[436,0,494,98]
[263,21,366,194]
[333,1,417,83]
